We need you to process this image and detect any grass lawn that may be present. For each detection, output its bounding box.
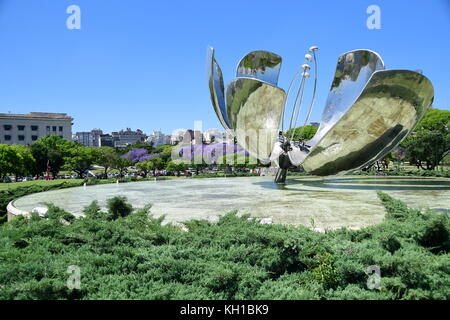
[0,179,84,192]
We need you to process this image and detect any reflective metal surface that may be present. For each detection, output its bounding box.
[207,46,230,130]
[269,141,284,166]
[302,70,434,175]
[206,47,434,179]
[226,78,286,163]
[308,50,385,147]
[236,51,282,86]
[288,145,308,166]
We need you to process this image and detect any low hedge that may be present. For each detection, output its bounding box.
[354,170,450,178]
[0,181,84,223]
[0,177,175,223]
[0,192,448,300]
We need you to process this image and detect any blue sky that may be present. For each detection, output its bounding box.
[0,0,449,135]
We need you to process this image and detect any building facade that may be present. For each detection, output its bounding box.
[111,128,147,148]
[146,130,171,147]
[170,129,187,145]
[74,129,104,147]
[91,129,103,147]
[0,112,73,145]
[74,131,94,147]
[99,134,114,147]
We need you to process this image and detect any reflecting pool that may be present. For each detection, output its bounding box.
[11,176,450,231]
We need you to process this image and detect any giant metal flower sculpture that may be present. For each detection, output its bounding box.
[207,46,434,182]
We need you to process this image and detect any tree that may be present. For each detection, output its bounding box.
[402,108,450,170]
[415,108,450,131]
[120,142,153,155]
[122,148,161,165]
[218,153,257,173]
[9,145,36,179]
[154,144,174,166]
[95,147,118,178]
[166,160,188,176]
[64,146,99,178]
[112,157,132,178]
[286,125,319,141]
[403,130,450,170]
[148,156,164,176]
[136,160,154,177]
[122,148,150,163]
[0,145,19,180]
[30,135,76,177]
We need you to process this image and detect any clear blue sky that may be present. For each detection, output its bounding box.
[0,0,449,135]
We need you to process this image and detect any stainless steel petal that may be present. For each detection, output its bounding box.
[236,51,282,86]
[270,141,284,160]
[308,49,385,147]
[207,46,231,130]
[270,141,284,167]
[302,70,434,176]
[288,146,308,166]
[226,78,286,163]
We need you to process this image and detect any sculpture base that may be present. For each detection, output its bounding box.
[274,168,288,184]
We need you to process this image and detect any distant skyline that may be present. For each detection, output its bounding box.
[0,0,449,135]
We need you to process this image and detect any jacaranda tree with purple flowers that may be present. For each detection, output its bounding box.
[122,148,160,163]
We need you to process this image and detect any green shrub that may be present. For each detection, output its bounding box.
[82,201,108,220]
[418,214,449,253]
[44,204,75,223]
[106,196,133,220]
[380,235,402,253]
[84,177,99,186]
[377,191,416,220]
[0,192,448,300]
[355,170,450,178]
[0,181,83,223]
[312,253,340,289]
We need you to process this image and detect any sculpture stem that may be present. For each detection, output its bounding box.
[287,76,306,139]
[281,64,305,134]
[299,51,318,142]
[290,75,308,141]
[274,168,288,184]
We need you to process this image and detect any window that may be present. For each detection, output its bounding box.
[46,126,50,131]
[4,135,11,141]
[17,125,25,131]
[52,126,57,132]
[31,125,38,131]
[59,126,63,132]
[32,135,38,141]
[3,125,12,130]
[18,135,25,141]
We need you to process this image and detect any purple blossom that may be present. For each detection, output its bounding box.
[122,148,160,163]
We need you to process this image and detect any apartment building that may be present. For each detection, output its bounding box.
[0,112,73,145]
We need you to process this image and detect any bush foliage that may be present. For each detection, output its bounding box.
[0,181,84,223]
[0,193,448,300]
[355,170,450,178]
